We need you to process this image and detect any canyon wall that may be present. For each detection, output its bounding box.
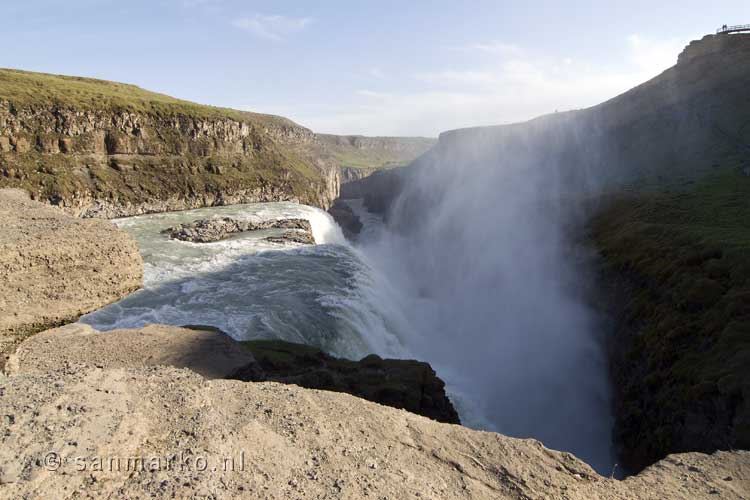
[356,33,750,471]
[316,134,435,170]
[360,33,750,218]
[0,70,432,218]
[0,70,343,217]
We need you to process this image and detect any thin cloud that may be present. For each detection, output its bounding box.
[368,68,386,80]
[469,41,523,56]
[356,89,392,99]
[232,14,312,41]
[296,34,689,136]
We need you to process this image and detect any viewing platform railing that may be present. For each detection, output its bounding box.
[717,24,750,34]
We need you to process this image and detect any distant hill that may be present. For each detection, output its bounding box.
[315,134,435,170]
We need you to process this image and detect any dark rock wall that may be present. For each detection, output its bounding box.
[229,340,461,424]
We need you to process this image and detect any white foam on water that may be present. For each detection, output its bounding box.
[81,201,409,362]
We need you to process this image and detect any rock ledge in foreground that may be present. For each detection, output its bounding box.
[0,189,142,370]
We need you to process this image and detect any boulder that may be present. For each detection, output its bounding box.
[328,200,363,239]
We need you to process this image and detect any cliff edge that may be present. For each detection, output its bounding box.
[0,188,142,369]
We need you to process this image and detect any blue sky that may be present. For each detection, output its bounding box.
[3,1,749,136]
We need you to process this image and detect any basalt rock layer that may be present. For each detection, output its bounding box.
[0,69,434,218]
[230,340,460,424]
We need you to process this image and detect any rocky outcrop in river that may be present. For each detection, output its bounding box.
[163,217,315,244]
[327,200,362,239]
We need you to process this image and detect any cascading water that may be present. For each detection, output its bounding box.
[80,202,414,361]
[82,146,616,475]
[349,132,617,473]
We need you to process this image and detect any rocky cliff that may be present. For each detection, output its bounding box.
[231,339,460,424]
[358,34,750,219]
[0,69,344,216]
[592,170,750,472]
[0,69,433,218]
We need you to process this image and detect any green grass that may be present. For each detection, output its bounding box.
[592,168,750,470]
[0,68,294,127]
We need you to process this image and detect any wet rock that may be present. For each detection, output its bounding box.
[265,230,316,245]
[163,217,315,244]
[328,200,362,239]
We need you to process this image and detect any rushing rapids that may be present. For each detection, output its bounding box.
[80,202,411,361]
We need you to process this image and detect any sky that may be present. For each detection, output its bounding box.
[3,1,749,137]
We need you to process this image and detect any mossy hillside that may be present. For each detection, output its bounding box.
[591,168,750,471]
[0,68,293,127]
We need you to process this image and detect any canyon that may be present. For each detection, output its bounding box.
[339,33,750,472]
[1,33,750,499]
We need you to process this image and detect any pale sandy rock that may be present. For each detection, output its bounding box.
[0,189,142,369]
[0,364,747,499]
[7,323,254,379]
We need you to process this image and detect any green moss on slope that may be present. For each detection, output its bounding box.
[592,169,750,471]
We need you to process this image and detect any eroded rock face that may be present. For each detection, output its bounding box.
[0,93,341,215]
[0,189,142,369]
[229,340,460,424]
[162,217,315,244]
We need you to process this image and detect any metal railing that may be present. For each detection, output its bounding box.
[716,24,750,34]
